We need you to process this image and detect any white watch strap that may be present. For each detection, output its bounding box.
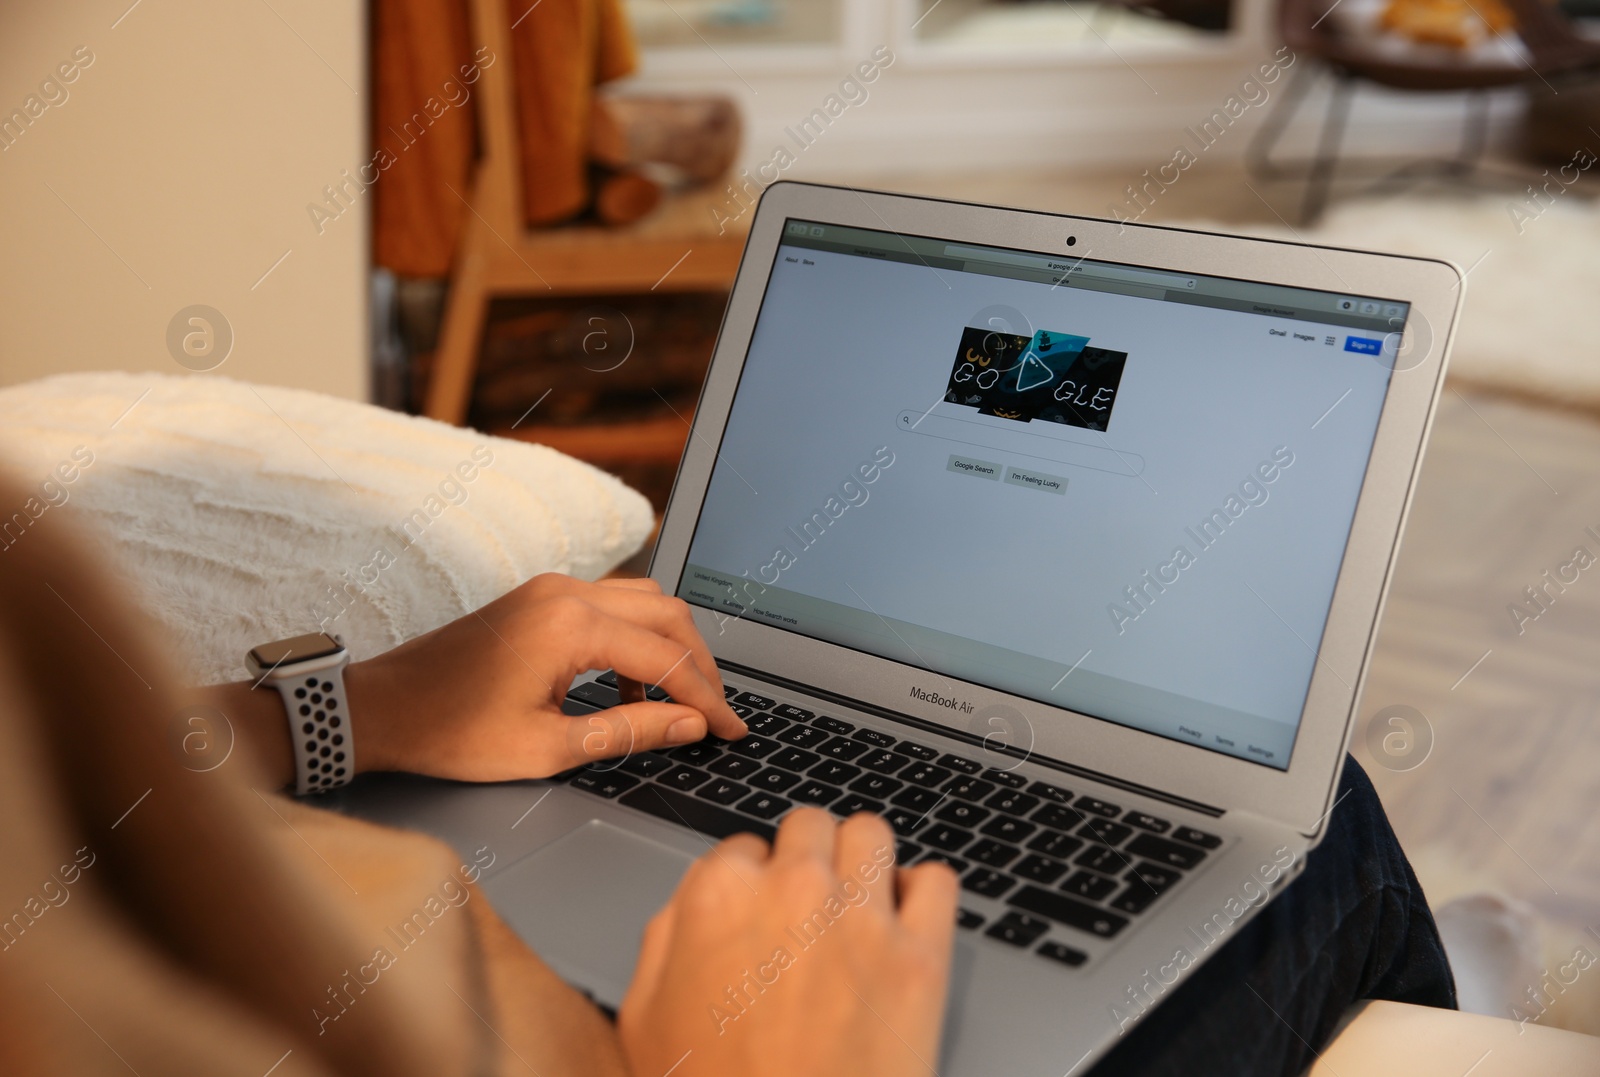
[268,666,353,795]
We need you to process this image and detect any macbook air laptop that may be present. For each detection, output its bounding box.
[339,181,1461,1074]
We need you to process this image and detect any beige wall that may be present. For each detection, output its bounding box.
[0,1,367,399]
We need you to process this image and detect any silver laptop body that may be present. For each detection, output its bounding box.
[339,181,1461,1075]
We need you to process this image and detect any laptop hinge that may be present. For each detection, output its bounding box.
[721,660,1225,819]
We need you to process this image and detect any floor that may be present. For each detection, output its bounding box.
[785,160,1600,1025]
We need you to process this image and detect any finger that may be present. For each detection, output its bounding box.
[592,617,742,741]
[626,901,678,1008]
[894,861,961,944]
[560,701,707,768]
[834,811,898,914]
[712,831,771,868]
[772,806,838,864]
[558,587,734,729]
[597,576,663,594]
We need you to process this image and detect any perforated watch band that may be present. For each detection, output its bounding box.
[247,633,353,796]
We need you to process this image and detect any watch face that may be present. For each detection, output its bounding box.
[249,632,344,670]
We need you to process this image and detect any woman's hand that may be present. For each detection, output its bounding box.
[618,809,959,1077]
[346,574,748,781]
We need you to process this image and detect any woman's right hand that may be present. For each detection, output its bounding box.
[617,808,958,1077]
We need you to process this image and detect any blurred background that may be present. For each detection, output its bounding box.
[3,0,1599,1033]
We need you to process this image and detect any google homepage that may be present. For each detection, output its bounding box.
[679,224,1400,769]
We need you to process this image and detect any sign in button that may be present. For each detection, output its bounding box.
[947,454,1001,480]
[1004,466,1067,495]
[1343,336,1382,355]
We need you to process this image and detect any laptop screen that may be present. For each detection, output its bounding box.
[676,218,1406,770]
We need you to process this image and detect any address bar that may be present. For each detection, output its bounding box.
[942,245,1196,291]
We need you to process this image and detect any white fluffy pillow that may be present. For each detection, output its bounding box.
[0,372,654,685]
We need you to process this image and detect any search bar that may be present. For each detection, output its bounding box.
[896,407,1145,477]
[942,245,1196,291]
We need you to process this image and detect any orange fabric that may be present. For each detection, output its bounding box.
[511,0,639,225]
[372,0,479,277]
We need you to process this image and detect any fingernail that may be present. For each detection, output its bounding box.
[665,718,702,745]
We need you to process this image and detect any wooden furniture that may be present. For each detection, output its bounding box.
[423,0,750,428]
[1248,0,1600,222]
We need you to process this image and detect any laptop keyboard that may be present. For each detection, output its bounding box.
[557,672,1224,970]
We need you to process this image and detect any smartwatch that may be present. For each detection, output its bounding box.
[247,632,353,795]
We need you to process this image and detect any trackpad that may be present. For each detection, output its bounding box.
[482,820,695,1005]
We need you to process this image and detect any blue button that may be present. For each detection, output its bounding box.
[1344,336,1381,355]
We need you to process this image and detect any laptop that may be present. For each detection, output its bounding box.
[340,181,1461,1074]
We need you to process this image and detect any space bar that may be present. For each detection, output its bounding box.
[619,784,777,843]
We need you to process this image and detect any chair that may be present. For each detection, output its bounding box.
[1247,0,1600,221]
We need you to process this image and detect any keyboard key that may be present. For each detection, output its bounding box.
[812,716,854,735]
[1061,871,1118,901]
[852,728,896,748]
[661,766,711,791]
[733,691,777,710]
[849,773,903,799]
[984,768,1027,789]
[935,801,991,828]
[751,768,801,793]
[808,760,861,785]
[568,681,621,709]
[962,868,1016,898]
[944,776,996,803]
[1014,854,1070,885]
[727,735,780,760]
[745,712,791,736]
[696,778,750,805]
[939,754,983,775]
[987,790,1041,817]
[1126,862,1181,894]
[884,808,928,837]
[596,670,619,688]
[957,908,986,931]
[1033,804,1086,831]
[1124,811,1172,834]
[893,741,940,761]
[967,839,1021,868]
[1028,780,1074,804]
[1173,826,1223,850]
[857,749,908,775]
[1027,831,1084,860]
[900,762,954,788]
[980,816,1037,843]
[1127,833,1209,869]
[820,737,869,762]
[570,771,640,798]
[895,839,923,864]
[618,753,673,777]
[1075,795,1122,818]
[890,786,943,813]
[1075,846,1130,874]
[668,742,723,766]
[776,725,830,749]
[832,794,885,818]
[1037,941,1089,967]
[729,703,755,720]
[1008,886,1129,939]
[792,780,843,807]
[1110,884,1161,915]
[1080,819,1134,847]
[723,683,738,698]
[921,824,974,852]
[772,704,814,722]
[620,784,775,842]
[769,747,820,772]
[736,791,793,820]
[707,754,763,780]
[986,911,1050,947]
[918,852,969,874]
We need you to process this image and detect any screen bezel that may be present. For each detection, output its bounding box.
[651,181,1460,838]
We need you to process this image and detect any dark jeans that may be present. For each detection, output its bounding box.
[1087,755,1457,1077]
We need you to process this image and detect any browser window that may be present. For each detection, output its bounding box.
[677,219,1406,769]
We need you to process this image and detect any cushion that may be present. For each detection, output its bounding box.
[0,372,654,685]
